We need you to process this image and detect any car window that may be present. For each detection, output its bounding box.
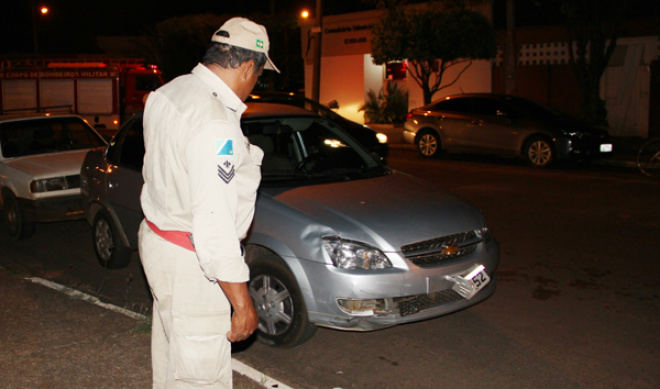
[429,98,473,113]
[0,117,105,158]
[242,117,385,184]
[471,98,511,117]
[107,117,144,171]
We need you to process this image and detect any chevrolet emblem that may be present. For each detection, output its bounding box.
[441,245,460,255]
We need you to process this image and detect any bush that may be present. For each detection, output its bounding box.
[360,83,409,124]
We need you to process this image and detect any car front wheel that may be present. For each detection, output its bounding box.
[2,192,34,240]
[247,250,316,348]
[92,210,132,269]
[524,136,554,168]
[416,130,441,158]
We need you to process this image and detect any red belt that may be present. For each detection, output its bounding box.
[145,219,195,251]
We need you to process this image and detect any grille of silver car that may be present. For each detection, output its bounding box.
[401,230,481,267]
[396,289,463,316]
[66,175,81,189]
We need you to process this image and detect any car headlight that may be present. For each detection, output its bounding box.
[323,236,392,270]
[30,177,69,193]
[477,215,492,244]
[376,132,388,144]
[560,129,585,139]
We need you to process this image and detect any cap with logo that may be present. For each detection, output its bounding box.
[212,17,280,73]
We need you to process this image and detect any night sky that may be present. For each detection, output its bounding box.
[3,0,657,55]
[0,0,377,55]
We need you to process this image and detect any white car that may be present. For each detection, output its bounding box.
[0,113,107,239]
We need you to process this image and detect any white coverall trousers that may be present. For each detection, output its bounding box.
[138,221,233,389]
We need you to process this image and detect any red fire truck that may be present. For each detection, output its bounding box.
[0,57,163,136]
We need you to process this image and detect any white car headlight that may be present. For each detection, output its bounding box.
[323,236,392,270]
[30,177,69,193]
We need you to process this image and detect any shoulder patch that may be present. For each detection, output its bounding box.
[216,139,233,156]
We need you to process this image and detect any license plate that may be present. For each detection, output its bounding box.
[600,143,613,153]
[446,264,491,300]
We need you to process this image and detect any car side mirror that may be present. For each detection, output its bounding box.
[328,100,339,110]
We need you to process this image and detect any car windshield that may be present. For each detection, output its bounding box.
[0,117,106,158]
[242,116,387,186]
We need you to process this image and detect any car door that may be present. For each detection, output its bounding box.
[426,98,475,151]
[461,98,519,153]
[104,117,144,247]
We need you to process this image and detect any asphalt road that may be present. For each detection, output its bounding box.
[1,145,658,389]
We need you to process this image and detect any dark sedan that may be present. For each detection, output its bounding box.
[403,93,613,167]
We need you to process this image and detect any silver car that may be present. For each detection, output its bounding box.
[80,103,498,348]
[403,93,613,167]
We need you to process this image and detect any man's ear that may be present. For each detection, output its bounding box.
[241,60,256,80]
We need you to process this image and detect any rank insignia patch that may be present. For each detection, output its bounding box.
[216,139,233,156]
[218,160,235,183]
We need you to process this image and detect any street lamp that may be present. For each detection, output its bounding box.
[311,0,322,103]
[298,3,322,102]
[31,3,49,53]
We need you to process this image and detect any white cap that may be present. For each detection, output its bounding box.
[211,17,280,73]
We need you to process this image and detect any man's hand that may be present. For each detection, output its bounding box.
[218,281,259,342]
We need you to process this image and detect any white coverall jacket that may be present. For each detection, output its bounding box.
[139,63,263,388]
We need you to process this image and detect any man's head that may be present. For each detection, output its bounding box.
[203,17,279,75]
[202,17,279,100]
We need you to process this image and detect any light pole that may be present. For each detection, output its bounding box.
[300,2,322,102]
[311,0,322,103]
[31,2,48,53]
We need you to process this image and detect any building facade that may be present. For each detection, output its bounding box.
[301,6,659,138]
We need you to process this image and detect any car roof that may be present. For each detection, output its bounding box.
[0,111,86,124]
[243,102,318,119]
[123,102,319,125]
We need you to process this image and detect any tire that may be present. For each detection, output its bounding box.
[524,136,554,168]
[248,252,317,348]
[92,209,132,269]
[637,138,660,177]
[2,193,35,240]
[416,130,441,158]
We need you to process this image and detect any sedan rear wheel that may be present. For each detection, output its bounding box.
[416,130,440,158]
[92,210,132,269]
[524,136,554,168]
[248,253,316,348]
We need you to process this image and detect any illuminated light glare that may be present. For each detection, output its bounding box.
[41,7,48,14]
[323,139,345,148]
[113,120,119,125]
[301,10,310,19]
[376,133,388,144]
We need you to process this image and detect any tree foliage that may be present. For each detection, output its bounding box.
[370,3,496,104]
[145,13,302,90]
[559,0,626,126]
[359,82,410,123]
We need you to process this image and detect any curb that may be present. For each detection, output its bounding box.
[27,276,294,389]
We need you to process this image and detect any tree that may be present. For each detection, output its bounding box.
[559,0,625,126]
[370,2,496,104]
[145,13,302,90]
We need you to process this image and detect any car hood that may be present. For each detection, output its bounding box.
[257,171,484,253]
[2,150,90,178]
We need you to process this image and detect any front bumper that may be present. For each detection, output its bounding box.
[302,238,499,331]
[556,136,613,160]
[18,195,85,222]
